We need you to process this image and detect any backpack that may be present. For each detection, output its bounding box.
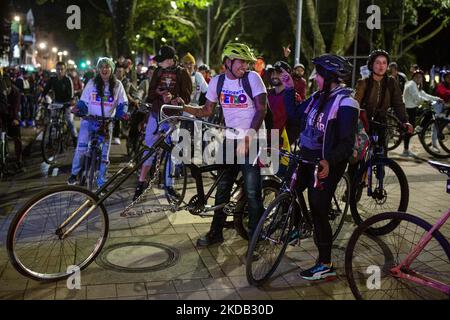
[349,118,370,164]
[216,71,274,131]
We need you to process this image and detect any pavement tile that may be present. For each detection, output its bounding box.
[55,286,87,300]
[117,282,147,297]
[147,293,179,300]
[86,284,117,299]
[145,281,177,295]
[200,277,234,290]
[177,290,211,300]
[236,287,272,300]
[174,279,205,293]
[207,288,242,300]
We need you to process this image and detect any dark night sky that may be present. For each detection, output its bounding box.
[9,0,450,67]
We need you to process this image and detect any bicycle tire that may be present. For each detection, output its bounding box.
[330,172,350,241]
[386,113,403,151]
[438,118,450,154]
[41,124,60,164]
[0,137,9,180]
[246,192,295,286]
[233,179,281,240]
[87,149,97,191]
[6,185,109,281]
[419,119,450,158]
[162,150,187,207]
[350,158,409,236]
[345,211,450,300]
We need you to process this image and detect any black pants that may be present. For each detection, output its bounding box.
[113,119,121,138]
[404,108,417,150]
[296,160,347,264]
[0,115,23,162]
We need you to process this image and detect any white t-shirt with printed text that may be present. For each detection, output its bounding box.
[80,79,128,118]
[206,71,267,139]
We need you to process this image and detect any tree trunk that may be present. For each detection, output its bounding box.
[106,0,136,58]
[331,0,348,54]
[305,0,326,54]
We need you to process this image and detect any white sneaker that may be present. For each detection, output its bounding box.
[401,150,416,157]
[112,137,121,145]
[431,145,441,153]
[414,126,423,134]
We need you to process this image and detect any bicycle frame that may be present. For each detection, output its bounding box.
[389,209,450,295]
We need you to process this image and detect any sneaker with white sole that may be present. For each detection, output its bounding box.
[112,138,121,145]
[401,150,416,158]
[299,262,336,280]
[431,145,441,153]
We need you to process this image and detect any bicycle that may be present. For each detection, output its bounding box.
[6,104,279,281]
[41,103,73,164]
[345,160,450,300]
[386,102,450,158]
[349,120,409,236]
[246,150,350,286]
[77,115,114,191]
[126,102,151,160]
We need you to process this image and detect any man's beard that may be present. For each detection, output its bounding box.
[270,79,282,87]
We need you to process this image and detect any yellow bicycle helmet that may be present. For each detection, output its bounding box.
[221,43,257,63]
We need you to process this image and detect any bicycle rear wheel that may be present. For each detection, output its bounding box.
[350,158,409,236]
[246,193,294,286]
[345,211,450,300]
[438,118,450,154]
[6,185,109,281]
[233,178,280,240]
[41,124,60,164]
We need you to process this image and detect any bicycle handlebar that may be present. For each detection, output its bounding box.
[159,104,238,133]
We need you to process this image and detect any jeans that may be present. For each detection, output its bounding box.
[71,119,112,187]
[210,139,263,238]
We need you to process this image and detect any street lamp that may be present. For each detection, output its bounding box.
[86,60,91,66]
[14,15,20,22]
[52,47,58,53]
[63,50,68,56]
[39,42,47,50]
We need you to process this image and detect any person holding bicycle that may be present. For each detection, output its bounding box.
[67,57,128,187]
[39,61,78,147]
[403,69,443,156]
[182,43,267,248]
[279,54,359,280]
[133,45,192,201]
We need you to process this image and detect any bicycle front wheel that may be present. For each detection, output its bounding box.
[330,172,350,240]
[41,124,60,164]
[6,186,109,281]
[246,193,295,286]
[345,211,450,300]
[350,159,409,236]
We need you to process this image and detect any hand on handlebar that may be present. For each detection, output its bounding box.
[403,122,414,135]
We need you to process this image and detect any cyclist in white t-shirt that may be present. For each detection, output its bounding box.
[183,43,267,249]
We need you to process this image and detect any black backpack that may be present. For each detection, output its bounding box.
[216,71,273,130]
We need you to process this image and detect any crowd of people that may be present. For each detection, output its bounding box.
[1,42,449,281]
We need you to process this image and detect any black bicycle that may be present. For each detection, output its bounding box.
[41,103,72,164]
[126,102,151,160]
[77,115,114,191]
[246,150,350,286]
[6,104,279,281]
[386,102,450,158]
[349,120,409,236]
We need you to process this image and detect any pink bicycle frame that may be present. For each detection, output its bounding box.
[389,209,450,295]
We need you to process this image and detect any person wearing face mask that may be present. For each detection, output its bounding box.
[279,54,359,280]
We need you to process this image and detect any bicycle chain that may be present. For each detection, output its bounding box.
[120,149,166,217]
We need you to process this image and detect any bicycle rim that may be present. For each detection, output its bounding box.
[419,120,450,158]
[6,186,109,281]
[345,211,450,300]
[350,159,409,236]
[246,193,293,286]
[330,172,350,240]
[163,151,187,207]
[42,125,59,164]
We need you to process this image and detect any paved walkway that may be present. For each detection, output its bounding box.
[0,129,448,300]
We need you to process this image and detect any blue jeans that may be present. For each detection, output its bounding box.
[71,119,112,187]
[211,139,263,237]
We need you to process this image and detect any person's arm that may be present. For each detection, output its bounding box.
[146,69,160,103]
[419,89,441,102]
[11,86,21,121]
[41,77,53,98]
[250,93,267,131]
[115,81,129,119]
[354,79,366,106]
[183,99,216,118]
